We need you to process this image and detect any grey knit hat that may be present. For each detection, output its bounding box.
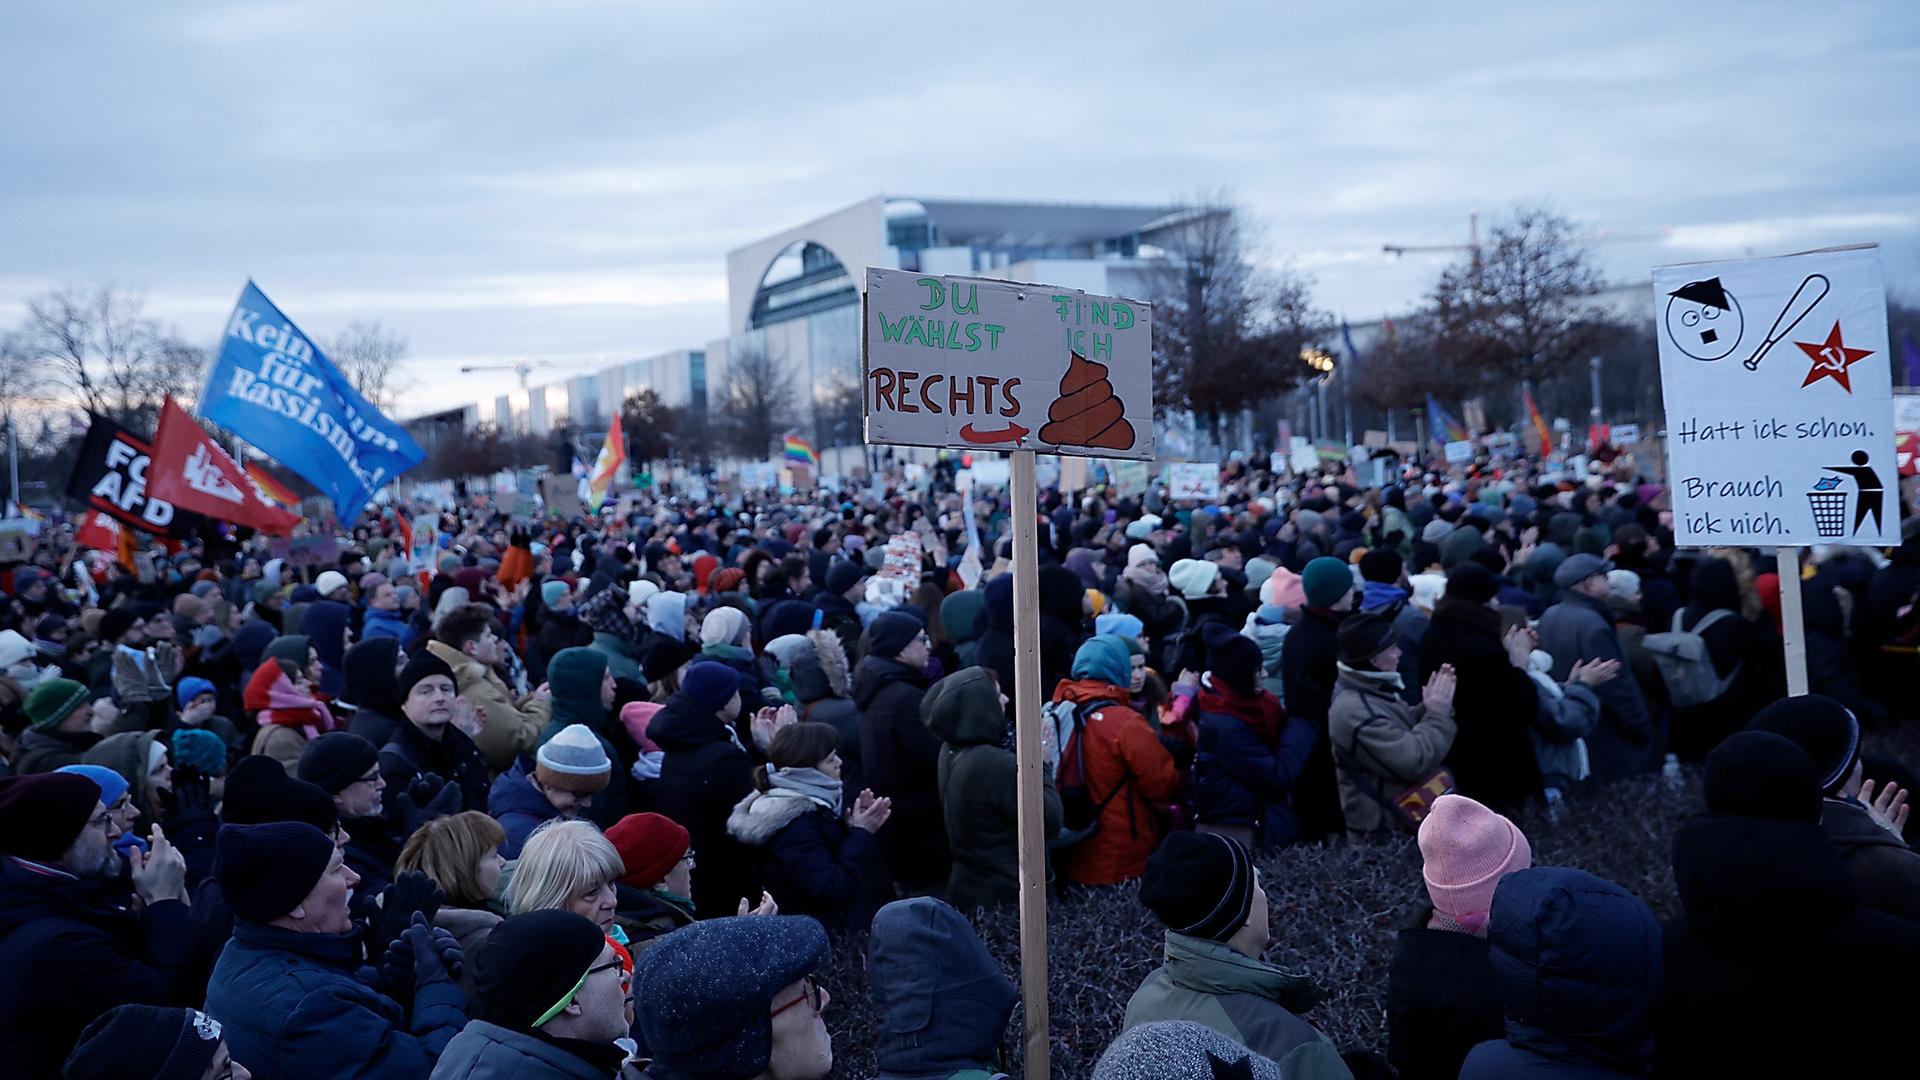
[1092,1020,1283,1079]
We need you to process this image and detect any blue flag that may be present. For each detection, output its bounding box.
[1341,318,1362,365]
[201,282,423,520]
[1903,331,1920,388]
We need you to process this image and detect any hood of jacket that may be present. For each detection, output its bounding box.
[1160,931,1325,1014]
[853,654,927,711]
[983,574,1015,632]
[343,637,404,716]
[82,731,162,809]
[787,645,839,706]
[1672,812,1857,938]
[922,667,1005,746]
[299,600,353,671]
[1038,564,1087,624]
[546,646,608,730]
[1486,867,1661,1073]
[940,589,987,646]
[1052,677,1130,710]
[726,789,821,846]
[869,896,1018,1075]
[232,618,278,672]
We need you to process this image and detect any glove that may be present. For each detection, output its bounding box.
[406,912,455,990]
[428,924,465,983]
[371,930,415,1002]
[397,773,461,835]
[191,624,225,649]
[377,869,445,948]
[163,766,216,833]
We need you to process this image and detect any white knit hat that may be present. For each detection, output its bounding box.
[315,570,349,597]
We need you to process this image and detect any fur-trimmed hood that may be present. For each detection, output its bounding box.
[805,629,852,697]
[727,788,828,846]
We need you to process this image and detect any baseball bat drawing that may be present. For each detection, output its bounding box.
[1744,273,1829,371]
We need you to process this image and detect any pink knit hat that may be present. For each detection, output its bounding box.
[1261,566,1307,610]
[1418,793,1531,930]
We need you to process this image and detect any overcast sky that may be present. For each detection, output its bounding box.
[4,1,1916,416]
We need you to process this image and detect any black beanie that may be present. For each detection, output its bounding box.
[1337,609,1400,666]
[1705,731,1823,824]
[642,636,695,682]
[473,909,608,1028]
[1140,831,1255,942]
[1208,635,1263,697]
[398,650,456,699]
[64,1005,224,1080]
[1748,694,1861,794]
[215,821,337,923]
[1445,561,1501,606]
[98,607,139,644]
[221,756,339,833]
[298,732,380,795]
[867,610,924,660]
[824,557,862,597]
[1358,549,1404,585]
[0,773,100,862]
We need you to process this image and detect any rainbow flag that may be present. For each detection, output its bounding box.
[588,413,627,512]
[245,461,299,509]
[784,433,817,467]
[1523,385,1554,455]
[1425,394,1470,444]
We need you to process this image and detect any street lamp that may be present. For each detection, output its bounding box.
[1300,347,1337,441]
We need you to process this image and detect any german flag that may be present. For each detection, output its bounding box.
[245,461,299,509]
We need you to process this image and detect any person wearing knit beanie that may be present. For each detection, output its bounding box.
[1260,566,1307,610]
[297,730,381,796]
[701,605,752,648]
[1167,558,1221,600]
[24,676,93,731]
[214,821,345,926]
[710,566,746,594]
[541,579,571,609]
[0,772,104,864]
[97,606,140,645]
[57,763,131,816]
[64,1005,239,1080]
[398,650,457,699]
[462,909,624,1042]
[822,557,862,598]
[1138,831,1258,944]
[171,728,227,775]
[1704,730,1825,823]
[1337,609,1399,667]
[1301,556,1355,610]
[1207,634,1264,697]
[220,755,340,834]
[680,660,742,715]
[534,724,613,800]
[606,811,691,890]
[1418,793,1532,932]
[865,609,925,661]
[1444,560,1501,606]
[314,570,349,600]
[636,916,832,1080]
[1747,694,1862,795]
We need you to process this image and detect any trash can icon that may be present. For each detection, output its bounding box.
[1808,476,1849,538]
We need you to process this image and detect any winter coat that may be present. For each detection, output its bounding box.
[725,788,880,931]
[1051,677,1181,884]
[432,906,501,1004]
[1121,931,1351,1080]
[588,630,645,685]
[1190,678,1320,849]
[1800,579,1887,729]
[11,726,101,775]
[1115,576,1185,658]
[427,640,552,772]
[1328,665,1457,836]
[489,758,565,859]
[252,721,310,774]
[789,633,862,794]
[430,1020,634,1080]
[868,896,1019,1080]
[1537,592,1653,781]
[1654,809,1920,1076]
[813,592,863,661]
[1820,795,1920,924]
[361,606,411,644]
[1461,868,1660,1080]
[648,692,757,918]
[1387,915,1503,1080]
[938,589,987,670]
[207,919,467,1080]
[538,647,629,826]
[854,654,950,890]
[927,667,1062,911]
[379,718,492,826]
[341,812,401,911]
[1169,595,1239,678]
[1279,607,1345,843]
[613,883,695,949]
[1421,598,1544,814]
[0,856,194,1079]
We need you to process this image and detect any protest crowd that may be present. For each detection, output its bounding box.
[4,443,1920,1080]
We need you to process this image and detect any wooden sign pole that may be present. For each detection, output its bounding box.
[1009,448,1050,1078]
[1777,546,1810,695]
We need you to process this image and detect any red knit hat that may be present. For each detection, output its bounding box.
[710,567,745,594]
[605,812,689,889]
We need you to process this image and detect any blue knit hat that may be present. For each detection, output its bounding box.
[56,764,130,809]
[174,676,217,710]
[541,580,571,607]
[171,729,227,775]
[680,661,740,714]
[1301,556,1354,609]
[637,916,830,1080]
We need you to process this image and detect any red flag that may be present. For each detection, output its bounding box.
[75,510,122,553]
[395,510,414,561]
[146,397,302,536]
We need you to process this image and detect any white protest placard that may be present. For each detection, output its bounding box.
[1444,440,1475,465]
[1167,462,1221,501]
[863,271,1153,460]
[1289,436,1318,474]
[1655,246,1896,546]
[1107,458,1149,498]
[1611,423,1641,445]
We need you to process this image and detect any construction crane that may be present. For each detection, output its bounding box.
[458,359,596,390]
[1383,213,1673,258]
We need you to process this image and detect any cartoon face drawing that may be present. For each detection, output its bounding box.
[1664,277,1743,361]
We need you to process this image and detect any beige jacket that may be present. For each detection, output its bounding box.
[1327,664,1457,836]
[425,640,550,770]
[251,722,308,774]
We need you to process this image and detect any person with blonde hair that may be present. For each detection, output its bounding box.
[397,810,507,996]
[505,818,628,944]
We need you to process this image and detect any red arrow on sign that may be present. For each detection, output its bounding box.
[960,421,1030,447]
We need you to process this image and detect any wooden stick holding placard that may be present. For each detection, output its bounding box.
[1008,449,1050,1077]
[1777,546,1810,695]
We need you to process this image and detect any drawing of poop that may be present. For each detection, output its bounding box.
[1664,277,1743,361]
[1038,352,1136,450]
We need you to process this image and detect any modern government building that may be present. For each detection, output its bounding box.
[409,195,1196,463]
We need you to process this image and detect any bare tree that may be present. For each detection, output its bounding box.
[22,285,205,429]
[327,319,411,411]
[1427,207,1618,388]
[815,369,865,450]
[620,387,677,466]
[715,341,796,460]
[1148,195,1334,440]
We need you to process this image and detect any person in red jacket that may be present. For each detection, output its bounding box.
[1053,635,1180,885]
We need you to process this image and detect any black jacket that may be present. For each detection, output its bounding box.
[1422,598,1544,815]
[1388,916,1503,1080]
[648,692,758,918]
[1654,810,1920,1075]
[377,720,491,827]
[1279,607,1345,844]
[854,654,949,889]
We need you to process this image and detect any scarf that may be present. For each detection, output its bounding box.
[1121,561,1168,598]
[766,765,843,815]
[1336,661,1405,692]
[264,680,338,740]
[1194,675,1284,746]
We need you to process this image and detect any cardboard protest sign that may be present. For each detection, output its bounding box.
[1655,246,1896,546]
[1167,462,1221,501]
[537,474,582,519]
[863,271,1152,460]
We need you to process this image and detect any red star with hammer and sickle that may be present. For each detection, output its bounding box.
[1796,321,1873,392]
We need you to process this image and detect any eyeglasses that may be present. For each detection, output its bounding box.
[586,957,631,985]
[771,977,826,1018]
[85,813,112,833]
[353,769,381,786]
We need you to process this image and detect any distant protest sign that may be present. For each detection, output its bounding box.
[863,271,1152,460]
[1655,246,1896,546]
[1167,462,1220,501]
